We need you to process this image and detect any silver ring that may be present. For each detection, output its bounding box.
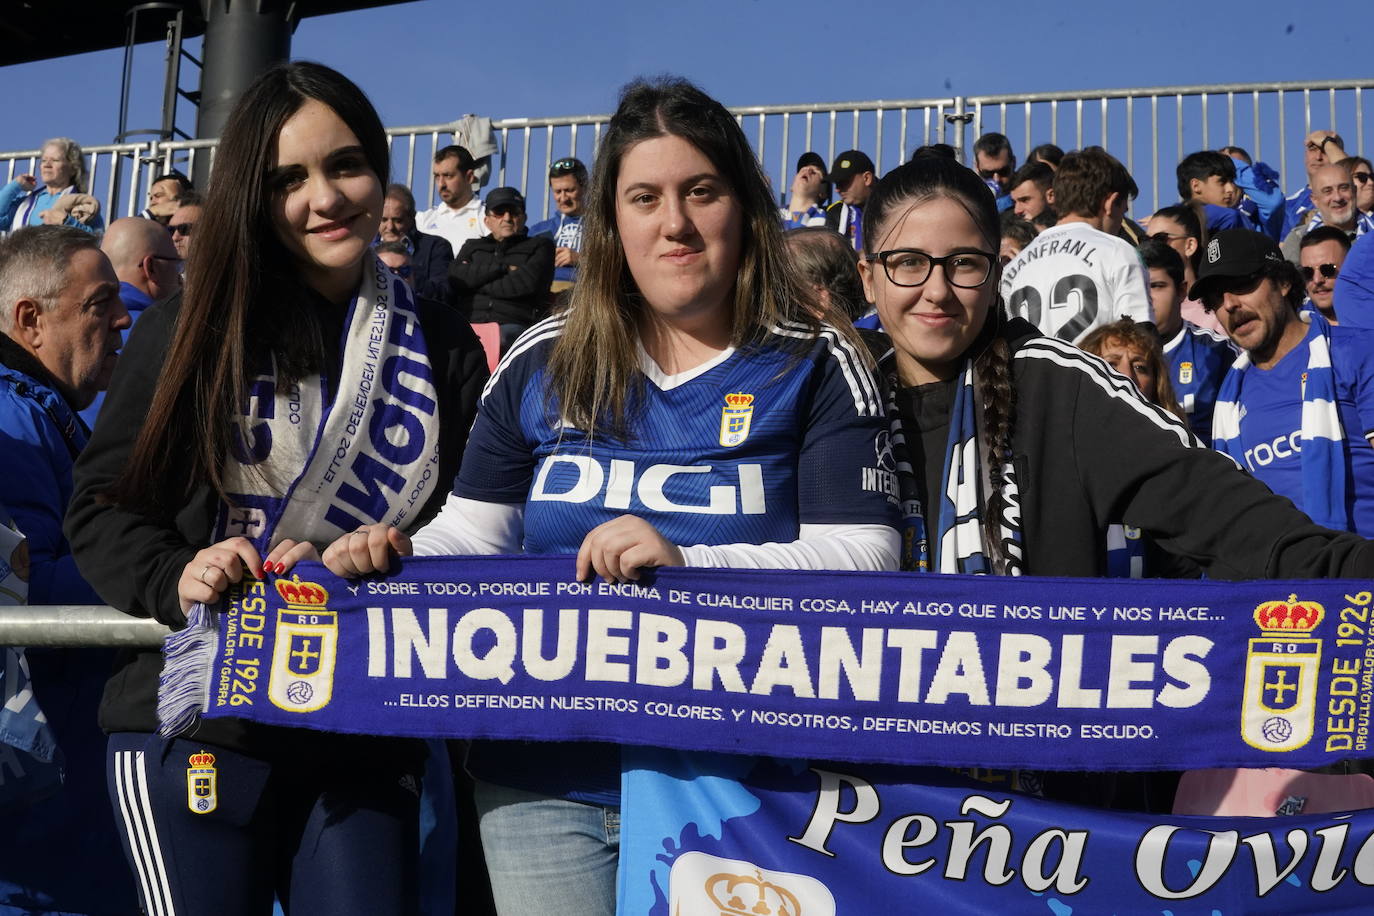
[199,564,213,584]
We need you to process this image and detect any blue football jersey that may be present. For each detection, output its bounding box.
[1163,320,1237,440]
[1226,323,1374,536]
[458,314,898,552]
[458,314,897,806]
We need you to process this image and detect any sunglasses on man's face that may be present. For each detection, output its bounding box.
[1301,263,1340,283]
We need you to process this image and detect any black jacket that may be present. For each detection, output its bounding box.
[448,229,555,327]
[64,290,488,754]
[408,227,454,303]
[877,318,1374,579]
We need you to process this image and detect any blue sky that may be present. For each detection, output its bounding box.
[1,0,1367,212]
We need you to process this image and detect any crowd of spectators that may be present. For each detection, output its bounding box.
[3,108,1374,914]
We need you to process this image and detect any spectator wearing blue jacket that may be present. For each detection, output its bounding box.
[0,138,104,235]
[1221,145,1285,240]
[1283,130,1344,237]
[0,225,138,914]
[528,156,587,290]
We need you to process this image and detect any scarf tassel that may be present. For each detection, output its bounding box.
[156,602,217,737]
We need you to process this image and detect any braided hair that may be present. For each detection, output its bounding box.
[862,157,1018,569]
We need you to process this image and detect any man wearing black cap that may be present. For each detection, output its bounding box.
[449,187,555,352]
[1198,228,1374,535]
[781,152,829,229]
[825,150,875,252]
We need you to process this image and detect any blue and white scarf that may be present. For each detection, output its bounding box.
[1213,310,1349,531]
[1305,209,1374,237]
[884,358,1024,575]
[161,255,443,734]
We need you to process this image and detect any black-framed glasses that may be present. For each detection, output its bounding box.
[488,205,523,217]
[1353,171,1374,184]
[168,222,194,237]
[1150,230,1190,243]
[1301,263,1341,283]
[869,249,995,288]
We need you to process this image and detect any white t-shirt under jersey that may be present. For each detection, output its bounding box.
[1000,221,1151,343]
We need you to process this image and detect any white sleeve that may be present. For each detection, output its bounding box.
[1115,246,1154,322]
[409,493,524,557]
[678,523,899,571]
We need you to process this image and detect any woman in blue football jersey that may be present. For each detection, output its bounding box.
[274,78,900,914]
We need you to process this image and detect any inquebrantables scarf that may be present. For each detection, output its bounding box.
[159,255,442,735]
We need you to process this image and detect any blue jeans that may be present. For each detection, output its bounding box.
[473,780,619,916]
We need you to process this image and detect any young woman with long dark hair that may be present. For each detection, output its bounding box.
[65,62,487,915]
[293,77,900,915]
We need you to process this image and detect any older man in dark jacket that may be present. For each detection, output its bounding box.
[449,187,555,352]
[380,183,453,302]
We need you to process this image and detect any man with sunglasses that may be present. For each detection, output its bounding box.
[1198,229,1374,536]
[1298,226,1351,323]
[449,187,554,353]
[529,157,587,291]
[167,192,201,261]
[972,132,1016,213]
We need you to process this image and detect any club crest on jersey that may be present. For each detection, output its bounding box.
[186,751,217,814]
[719,392,755,447]
[1178,361,1194,385]
[267,576,337,713]
[1241,594,1324,753]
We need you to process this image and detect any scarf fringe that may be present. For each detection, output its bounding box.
[156,602,217,737]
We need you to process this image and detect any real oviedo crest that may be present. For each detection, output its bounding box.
[267,576,338,713]
[719,392,755,448]
[1241,594,1324,752]
[186,751,217,814]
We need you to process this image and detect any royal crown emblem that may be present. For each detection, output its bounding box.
[275,577,329,607]
[719,392,755,448]
[1253,594,1325,634]
[670,852,834,916]
[706,869,803,916]
[1242,594,1324,753]
[267,577,338,713]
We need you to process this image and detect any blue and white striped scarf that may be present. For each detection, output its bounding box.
[1212,310,1349,531]
[1306,209,1374,237]
[884,358,1024,575]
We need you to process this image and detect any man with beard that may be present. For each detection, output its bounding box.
[1281,161,1374,262]
[417,144,486,253]
[1200,229,1374,536]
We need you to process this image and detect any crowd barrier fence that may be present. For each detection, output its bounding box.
[0,606,168,648]
[2,79,1373,228]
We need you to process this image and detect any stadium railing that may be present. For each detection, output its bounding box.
[2,78,1372,229]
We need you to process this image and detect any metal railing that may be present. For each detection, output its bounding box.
[4,78,1372,227]
[0,606,168,648]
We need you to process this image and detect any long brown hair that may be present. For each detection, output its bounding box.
[862,157,1018,553]
[547,77,818,438]
[113,62,390,514]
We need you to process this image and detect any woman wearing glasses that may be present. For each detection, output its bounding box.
[860,155,1373,582]
[285,77,899,915]
[0,137,103,234]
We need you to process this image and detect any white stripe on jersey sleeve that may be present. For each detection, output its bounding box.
[480,314,567,403]
[773,320,882,416]
[1014,337,1199,448]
